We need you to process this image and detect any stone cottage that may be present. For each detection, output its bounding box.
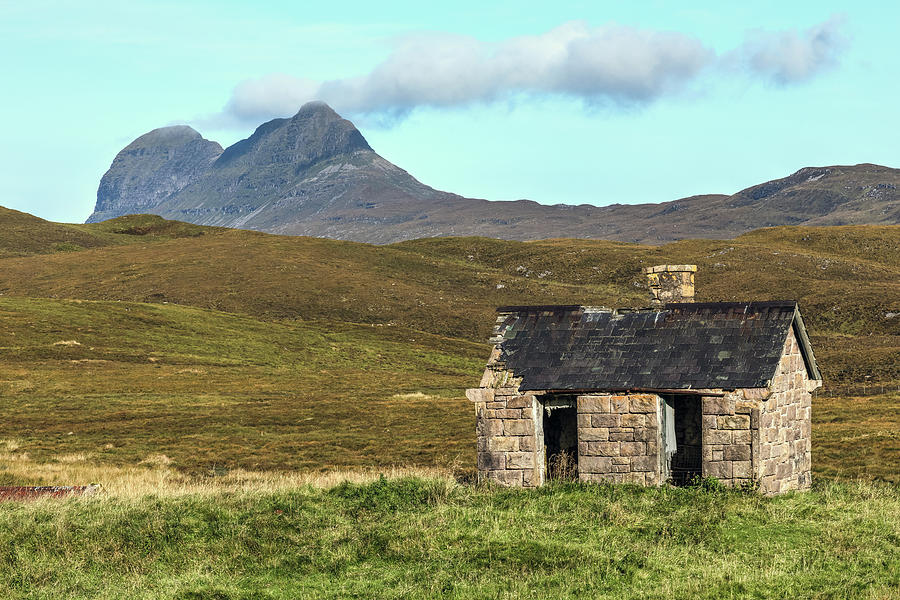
[466,265,822,495]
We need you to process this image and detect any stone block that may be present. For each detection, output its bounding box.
[522,468,539,487]
[483,420,503,437]
[579,456,613,474]
[503,419,533,436]
[493,387,520,397]
[733,430,751,445]
[577,414,593,428]
[489,436,519,452]
[705,461,732,479]
[705,429,732,445]
[631,455,656,472]
[621,413,646,428]
[506,395,532,409]
[489,470,523,486]
[741,387,770,401]
[724,444,751,462]
[609,430,634,441]
[498,409,529,419]
[703,396,735,415]
[518,435,536,452]
[634,427,656,442]
[611,396,630,413]
[732,461,752,479]
[717,415,750,430]
[612,463,631,473]
[506,452,533,469]
[477,452,505,470]
[579,427,609,442]
[466,388,495,404]
[592,442,620,457]
[712,449,724,461]
[620,441,646,456]
[578,395,611,413]
[776,462,791,479]
[629,395,657,413]
[592,414,619,428]
[612,456,630,465]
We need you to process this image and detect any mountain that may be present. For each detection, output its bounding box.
[87,102,900,243]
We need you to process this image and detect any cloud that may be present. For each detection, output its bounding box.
[736,15,847,84]
[226,74,321,123]
[215,17,848,126]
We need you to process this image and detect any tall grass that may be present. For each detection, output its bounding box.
[0,476,897,599]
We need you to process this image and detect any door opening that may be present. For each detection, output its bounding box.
[543,397,578,481]
[662,395,702,485]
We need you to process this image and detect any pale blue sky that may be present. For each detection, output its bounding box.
[1,1,897,223]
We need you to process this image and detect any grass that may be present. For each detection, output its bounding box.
[0,297,480,475]
[0,477,897,599]
[0,211,898,597]
[0,218,897,375]
[0,296,897,486]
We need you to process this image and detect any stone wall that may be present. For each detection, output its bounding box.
[576,394,661,485]
[700,392,755,487]
[467,387,542,486]
[758,328,813,494]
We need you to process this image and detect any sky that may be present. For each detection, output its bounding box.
[1,0,898,224]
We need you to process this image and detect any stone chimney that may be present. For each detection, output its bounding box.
[644,264,697,306]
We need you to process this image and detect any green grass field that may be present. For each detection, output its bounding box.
[1,478,898,599]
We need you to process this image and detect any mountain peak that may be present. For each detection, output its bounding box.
[132,125,205,147]
[293,100,340,119]
[216,102,371,168]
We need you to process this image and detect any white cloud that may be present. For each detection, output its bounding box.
[226,74,321,122]
[216,17,848,125]
[737,15,847,84]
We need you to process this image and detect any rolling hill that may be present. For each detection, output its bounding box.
[0,206,897,490]
[86,102,900,244]
[4,208,900,382]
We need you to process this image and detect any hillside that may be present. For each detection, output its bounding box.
[86,102,900,244]
[3,212,899,383]
[0,208,897,482]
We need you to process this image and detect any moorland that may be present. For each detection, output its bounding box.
[0,206,897,598]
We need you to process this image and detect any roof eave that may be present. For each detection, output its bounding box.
[791,306,823,382]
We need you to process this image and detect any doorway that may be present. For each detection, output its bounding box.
[542,396,578,480]
[661,395,702,485]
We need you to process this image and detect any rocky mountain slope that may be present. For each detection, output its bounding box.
[87,102,900,243]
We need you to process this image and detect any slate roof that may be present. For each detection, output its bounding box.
[492,301,821,392]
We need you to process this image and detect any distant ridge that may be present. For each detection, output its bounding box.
[88,102,900,244]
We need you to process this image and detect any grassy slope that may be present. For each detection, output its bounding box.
[1,218,897,381]
[0,210,214,258]
[1,478,898,599]
[0,296,897,483]
[0,297,480,475]
[0,212,897,479]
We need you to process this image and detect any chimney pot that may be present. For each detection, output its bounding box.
[644,264,697,306]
